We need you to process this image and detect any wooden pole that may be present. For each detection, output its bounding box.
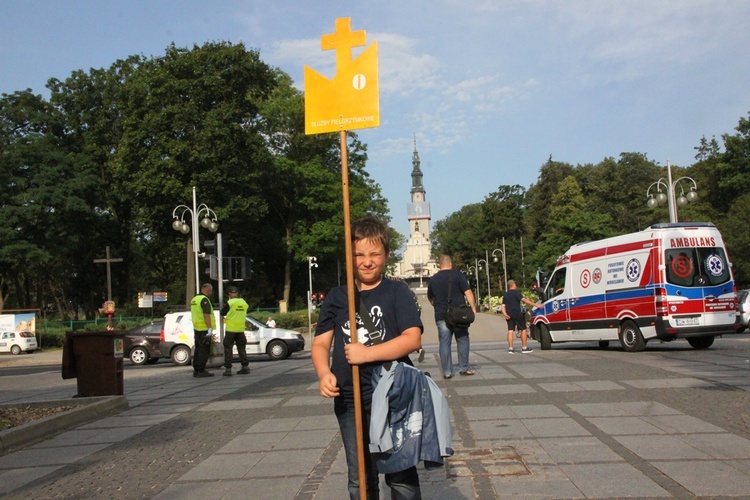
[339,130,367,498]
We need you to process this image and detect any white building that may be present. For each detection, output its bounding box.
[394,141,438,288]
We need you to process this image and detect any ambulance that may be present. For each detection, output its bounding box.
[530,222,739,351]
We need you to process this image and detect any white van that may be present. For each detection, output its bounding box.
[530,222,739,351]
[159,311,305,365]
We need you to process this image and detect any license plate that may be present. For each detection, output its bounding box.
[676,317,700,326]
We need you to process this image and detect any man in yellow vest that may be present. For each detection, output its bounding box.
[221,286,250,376]
[191,283,216,377]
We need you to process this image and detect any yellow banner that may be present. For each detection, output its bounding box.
[304,18,380,135]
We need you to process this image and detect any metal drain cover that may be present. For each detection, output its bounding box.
[446,447,530,477]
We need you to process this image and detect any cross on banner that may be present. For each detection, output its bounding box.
[93,246,124,302]
[321,18,366,70]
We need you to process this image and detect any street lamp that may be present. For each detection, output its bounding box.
[477,257,490,307]
[307,256,318,342]
[171,186,218,297]
[646,160,699,223]
[468,263,480,307]
[492,237,508,292]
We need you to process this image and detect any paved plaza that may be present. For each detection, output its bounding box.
[2,298,750,498]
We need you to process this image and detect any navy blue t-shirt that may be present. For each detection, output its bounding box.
[427,269,470,322]
[315,278,423,406]
[502,289,525,318]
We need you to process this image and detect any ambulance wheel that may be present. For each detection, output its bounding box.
[687,335,714,349]
[598,341,610,348]
[539,324,552,350]
[620,320,645,352]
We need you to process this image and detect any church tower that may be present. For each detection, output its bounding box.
[396,138,438,287]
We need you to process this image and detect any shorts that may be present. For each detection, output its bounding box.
[506,315,527,332]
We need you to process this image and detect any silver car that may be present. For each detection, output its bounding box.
[739,290,750,333]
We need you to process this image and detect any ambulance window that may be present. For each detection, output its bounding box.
[666,248,730,286]
[666,250,694,286]
[545,268,566,300]
[696,247,730,285]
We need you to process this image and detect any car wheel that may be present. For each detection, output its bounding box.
[171,345,192,366]
[539,324,552,350]
[10,345,21,355]
[267,340,289,360]
[687,335,714,349]
[620,320,646,352]
[129,347,149,365]
[599,341,610,348]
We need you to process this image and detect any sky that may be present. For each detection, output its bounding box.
[2,0,749,241]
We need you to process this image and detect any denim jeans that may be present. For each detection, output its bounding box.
[335,403,421,500]
[437,320,470,376]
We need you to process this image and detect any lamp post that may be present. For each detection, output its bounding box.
[468,262,480,307]
[307,256,318,343]
[477,257,490,308]
[646,160,699,223]
[492,237,508,292]
[171,186,219,300]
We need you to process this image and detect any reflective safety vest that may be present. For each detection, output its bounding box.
[225,297,249,332]
[190,294,215,330]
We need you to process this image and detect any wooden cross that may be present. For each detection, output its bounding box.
[93,246,124,302]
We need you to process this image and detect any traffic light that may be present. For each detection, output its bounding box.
[203,239,228,255]
[225,257,253,281]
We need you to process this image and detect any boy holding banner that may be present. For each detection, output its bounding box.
[312,216,423,499]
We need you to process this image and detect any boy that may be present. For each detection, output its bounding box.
[312,216,423,500]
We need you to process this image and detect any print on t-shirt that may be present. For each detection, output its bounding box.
[344,304,386,345]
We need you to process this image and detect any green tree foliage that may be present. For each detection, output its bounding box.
[0,90,100,316]
[431,203,484,268]
[254,71,391,304]
[532,176,613,270]
[0,41,391,317]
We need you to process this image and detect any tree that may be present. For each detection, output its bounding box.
[431,203,484,268]
[532,176,613,270]
[255,72,391,305]
[0,89,105,317]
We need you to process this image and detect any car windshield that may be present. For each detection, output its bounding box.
[665,247,731,287]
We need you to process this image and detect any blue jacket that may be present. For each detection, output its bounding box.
[369,362,453,473]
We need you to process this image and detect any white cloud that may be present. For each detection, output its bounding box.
[374,33,441,95]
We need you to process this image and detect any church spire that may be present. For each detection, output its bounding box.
[411,135,424,194]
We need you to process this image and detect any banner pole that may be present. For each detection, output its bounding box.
[339,129,367,498]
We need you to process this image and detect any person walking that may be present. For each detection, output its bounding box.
[220,286,250,376]
[501,279,542,354]
[427,254,476,379]
[191,283,215,377]
[312,216,424,499]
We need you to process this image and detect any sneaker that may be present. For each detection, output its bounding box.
[194,371,214,378]
[237,367,250,375]
[521,347,534,354]
[223,368,232,377]
[417,348,425,363]
[508,348,515,354]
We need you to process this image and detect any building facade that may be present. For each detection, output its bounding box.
[394,141,438,286]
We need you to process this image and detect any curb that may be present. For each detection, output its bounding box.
[0,395,129,455]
